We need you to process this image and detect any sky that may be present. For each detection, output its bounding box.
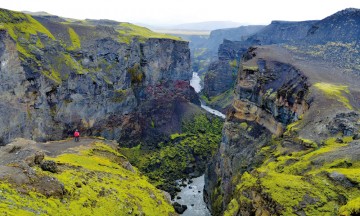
[0,0,359,26]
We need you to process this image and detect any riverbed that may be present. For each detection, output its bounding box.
[172,72,226,215]
[190,72,226,119]
[173,175,211,216]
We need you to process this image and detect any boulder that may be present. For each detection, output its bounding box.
[173,202,187,214]
[328,171,356,188]
[40,160,58,173]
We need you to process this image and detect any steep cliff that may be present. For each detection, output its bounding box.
[205,44,360,215]
[0,8,200,147]
[201,40,244,112]
[246,20,316,45]
[203,8,360,114]
[206,25,265,55]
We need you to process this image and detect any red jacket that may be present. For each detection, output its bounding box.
[74,131,80,137]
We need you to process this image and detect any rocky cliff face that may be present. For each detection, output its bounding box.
[205,40,360,215]
[201,19,314,111]
[207,25,265,54]
[246,20,317,45]
[203,8,360,115]
[201,40,247,112]
[203,40,244,98]
[0,8,198,147]
[204,46,310,214]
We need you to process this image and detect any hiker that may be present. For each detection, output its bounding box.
[74,129,80,142]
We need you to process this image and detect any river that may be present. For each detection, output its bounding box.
[173,175,211,216]
[172,72,226,215]
[190,72,226,119]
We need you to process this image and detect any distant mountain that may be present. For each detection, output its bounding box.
[163,21,246,31]
[22,11,53,16]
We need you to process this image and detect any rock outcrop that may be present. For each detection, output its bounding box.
[203,8,360,112]
[0,8,199,147]
[203,39,245,98]
[204,46,310,214]
[205,41,360,215]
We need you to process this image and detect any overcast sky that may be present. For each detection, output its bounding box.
[0,0,359,26]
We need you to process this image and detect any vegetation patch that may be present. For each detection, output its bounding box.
[120,114,223,197]
[339,197,360,216]
[314,82,353,110]
[67,27,81,50]
[201,89,234,111]
[228,129,359,215]
[0,142,175,215]
[117,23,181,44]
[127,63,144,84]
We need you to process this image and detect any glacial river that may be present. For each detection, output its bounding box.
[190,72,226,119]
[173,175,211,216]
[172,72,226,215]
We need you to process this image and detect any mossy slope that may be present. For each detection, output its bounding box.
[0,8,181,84]
[224,127,360,216]
[0,141,175,216]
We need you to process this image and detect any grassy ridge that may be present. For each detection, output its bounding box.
[224,126,360,215]
[117,22,181,44]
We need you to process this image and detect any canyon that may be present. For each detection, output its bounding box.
[0,6,359,216]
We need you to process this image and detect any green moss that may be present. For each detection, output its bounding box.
[62,53,84,74]
[339,197,360,216]
[224,199,239,216]
[242,65,258,71]
[229,59,237,68]
[202,89,234,110]
[117,23,181,44]
[314,82,353,110]
[67,27,81,50]
[0,142,175,215]
[1,11,55,40]
[120,114,223,193]
[239,122,248,130]
[127,63,144,84]
[170,133,186,140]
[42,68,62,84]
[112,89,129,103]
[228,133,360,215]
[0,10,55,58]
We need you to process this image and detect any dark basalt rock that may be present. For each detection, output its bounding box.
[353,134,360,140]
[328,171,357,188]
[0,11,198,147]
[203,40,245,98]
[172,202,188,214]
[40,160,58,173]
[34,151,45,165]
[327,112,359,136]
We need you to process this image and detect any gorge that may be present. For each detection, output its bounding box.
[0,6,359,216]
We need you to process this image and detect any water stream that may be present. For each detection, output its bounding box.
[174,175,211,216]
[172,72,226,215]
[190,72,226,119]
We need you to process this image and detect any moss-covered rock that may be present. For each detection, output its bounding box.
[0,141,175,215]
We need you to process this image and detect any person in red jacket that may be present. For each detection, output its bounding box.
[74,129,80,142]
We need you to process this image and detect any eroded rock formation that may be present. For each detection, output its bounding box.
[0,9,199,147]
